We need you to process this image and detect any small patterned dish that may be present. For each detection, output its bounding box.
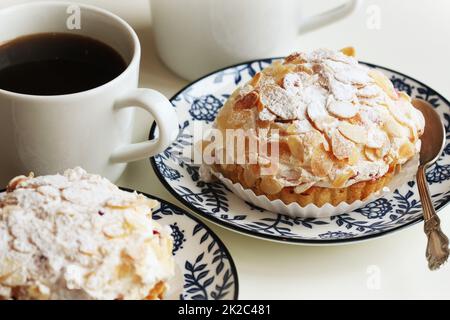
[150,58,450,245]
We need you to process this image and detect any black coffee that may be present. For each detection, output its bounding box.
[0,33,127,95]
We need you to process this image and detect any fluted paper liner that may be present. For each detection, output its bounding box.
[210,156,419,218]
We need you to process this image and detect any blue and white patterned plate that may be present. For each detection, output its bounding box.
[122,189,238,300]
[150,58,450,244]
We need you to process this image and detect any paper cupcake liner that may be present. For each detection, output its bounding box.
[211,156,419,218]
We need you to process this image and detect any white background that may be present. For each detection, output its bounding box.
[2,0,449,299]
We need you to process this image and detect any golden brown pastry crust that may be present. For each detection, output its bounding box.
[213,163,393,207]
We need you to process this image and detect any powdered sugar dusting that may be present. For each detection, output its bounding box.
[0,168,174,300]
[210,48,424,195]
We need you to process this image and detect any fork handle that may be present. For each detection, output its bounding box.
[417,164,449,270]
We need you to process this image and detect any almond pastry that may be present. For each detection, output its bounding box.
[201,48,424,207]
[0,168,175,300]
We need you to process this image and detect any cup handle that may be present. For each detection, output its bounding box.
[111,88,179,163]
[298,0,361,34]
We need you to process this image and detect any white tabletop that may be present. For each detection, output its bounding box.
[3,0,450,299]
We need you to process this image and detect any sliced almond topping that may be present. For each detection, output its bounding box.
[106,199,130,209]
[258,74,276,88]
[384,115,407,138]
[274,65,295,85]
[387,96,425,141]
[295,100,307,120]
[335,69,371,86]
[286,123,297,134]
[259,176,283,195]
[412,107,425,135]
[359,105,386,126]
[331,129,356,160]
[284,52,306,64]
[258,108,276,122]
[257,99,265,112]
[386,100,410,125]
[327,97,359,119]
[312,63,322,74]
[250,72,262,87]
[359,95,386,108]
[0,259,20,279]
[285,52,300,63]
[322,135,330,152]
[399,141,416,159]
[1,265,26,286]
[364,147,379,162]
[367,127,388,148]
[338,122,368,144]
[282,73,302,94]
[324,60,372,85]
[332,170,354,188]
[294,182,316,194]
[279,168,303,185]
[124,211,148,231]
[357,84,381,98]
[348,147,360,165]
[103,223,126,238]
[235,91,259,109]
[6,175,30,192]
[12,239,33,253]
[306,98,337,131]
[311,147,334,177]
[239,84,254,96]
[307,48,335,62]
[303,75,321,89]
[378,139,391,158]
[266,61,294,75]
[287,135,304,162]
[258,157,279,176]
[386,100,418,140]
[260,85,297,120]
[263,60,283,76]
[294,64,314,75]
[287,119,314,134]
[328,77,357,101]
[398,91,411,102]
[257,155,271,166]
[340,46,356,57]
[318,74,329,89]
[329,52,356,65]
[368,69,398,99]
[79,242,97,255]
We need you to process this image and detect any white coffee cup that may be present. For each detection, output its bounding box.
[151,0,361,80]
[0,1,179,185]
